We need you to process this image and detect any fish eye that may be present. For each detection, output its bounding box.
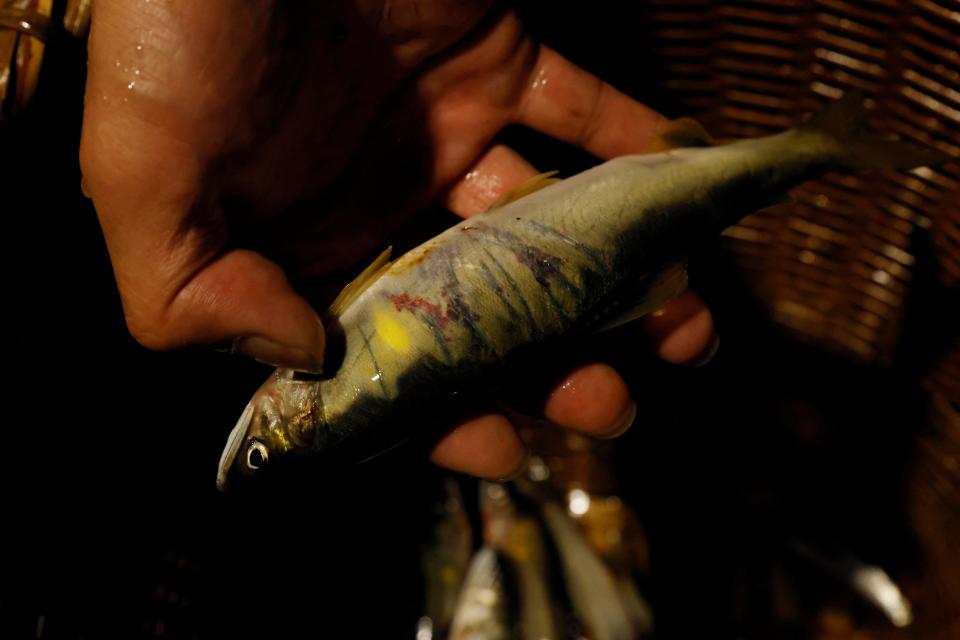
[246,440,269,470]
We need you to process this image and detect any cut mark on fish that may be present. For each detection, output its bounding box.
[522,219,606,271]
[441,261,497,359]
[479,246,539,338]
[486,224,580,296]
[360,327,389,397]
[478,224,578,323]
[513,244,564,287]
[472,257,525,336]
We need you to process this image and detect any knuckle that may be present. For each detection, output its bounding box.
[121,301,183,352]
[125,316,178,351]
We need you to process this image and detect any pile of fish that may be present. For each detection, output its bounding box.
[418,466,654,640]
[415,436,917,640]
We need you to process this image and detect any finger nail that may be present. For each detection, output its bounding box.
[597,400,637,440]
[496,449,531,482]
[234,336,322,373]
[688,333,720,368]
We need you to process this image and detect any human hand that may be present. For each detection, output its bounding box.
[80,0,716,479]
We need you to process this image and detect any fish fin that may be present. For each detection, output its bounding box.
[325,247,393,320]
[649,117,719,151]
[802,91,952,170]
[487,171,562,211]
[596,260,689,333]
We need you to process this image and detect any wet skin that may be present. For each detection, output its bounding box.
[80,0,716,478]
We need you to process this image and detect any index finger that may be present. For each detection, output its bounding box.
[512,45,667,159]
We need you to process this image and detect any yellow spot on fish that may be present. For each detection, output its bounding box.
[374,307,412,354]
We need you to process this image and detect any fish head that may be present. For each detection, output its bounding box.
[217,370,322,491]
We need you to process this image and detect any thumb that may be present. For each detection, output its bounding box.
[162,249,326,372]
[79,1,324,372]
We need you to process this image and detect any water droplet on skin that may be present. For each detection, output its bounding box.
[531,67,549,91]
[115,38,149,96]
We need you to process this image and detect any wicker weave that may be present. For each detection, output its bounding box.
[639,3,958,636]
[642,0,959,375]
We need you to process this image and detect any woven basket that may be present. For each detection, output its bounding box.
[642,0,958,376]
[638,2,958,636]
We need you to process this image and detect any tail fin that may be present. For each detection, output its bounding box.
[802,91,952,170]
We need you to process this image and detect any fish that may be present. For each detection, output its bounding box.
[480,481,562,640]
[787,538,914,628]
[421,479,474,638]
[217,92,949,490]
[564,490,654,635]
[540,501,636,640]
[447,547,511,640]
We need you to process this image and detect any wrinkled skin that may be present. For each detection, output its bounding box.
[80,0,716,478]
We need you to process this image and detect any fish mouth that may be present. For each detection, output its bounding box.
[217,400,255,492]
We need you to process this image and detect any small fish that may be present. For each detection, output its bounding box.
[565,490,654,635]
[787,538,914,628]
[541,501,635,640]
[448,547,510,640]
[217,92,949,489]
[421,479,474,637]
[480,481,561,640]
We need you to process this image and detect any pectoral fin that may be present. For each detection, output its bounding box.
[596,260,689,332]
[325,247,393,320]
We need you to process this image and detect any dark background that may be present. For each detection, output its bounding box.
[1,3,939,638]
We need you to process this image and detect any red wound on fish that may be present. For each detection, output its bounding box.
[389,293,450,326]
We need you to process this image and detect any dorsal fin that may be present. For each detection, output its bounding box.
[648,117,719,152]
[325,247,393,320]
[487,171,562,211]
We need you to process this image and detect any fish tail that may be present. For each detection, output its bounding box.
[801,91,951,170]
